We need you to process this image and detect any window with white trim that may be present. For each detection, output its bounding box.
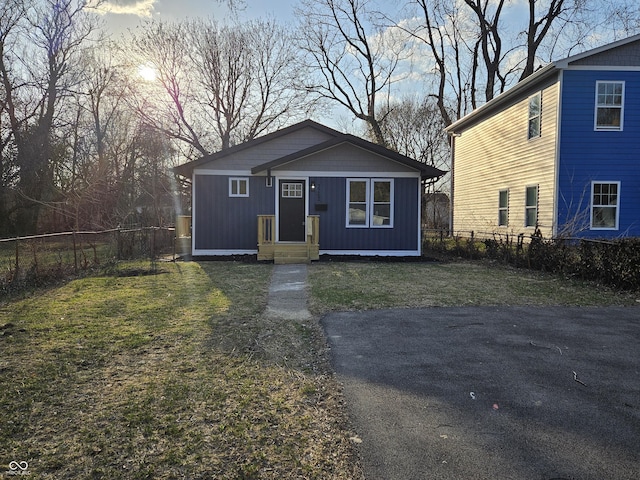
[372,180,392,226]
[229,177,249,197]
[595,81,624,131]
[498,189,508,226]
[591,182,619,230]
[346,179,393,228]
[528,92,541,139]
[525,185,538,227]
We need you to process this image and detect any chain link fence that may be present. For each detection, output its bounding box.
[1,227,176,294]
[422,228,640,290]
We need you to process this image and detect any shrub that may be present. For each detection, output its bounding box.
[424,230,640,291]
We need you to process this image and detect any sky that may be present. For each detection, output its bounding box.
[100,0,300,36]
[96,0,639,133]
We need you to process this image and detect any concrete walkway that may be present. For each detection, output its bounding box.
[265,264,312,320]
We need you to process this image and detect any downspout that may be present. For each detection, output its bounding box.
[191,170,196,253]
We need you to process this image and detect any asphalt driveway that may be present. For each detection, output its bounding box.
[322,306,640,480]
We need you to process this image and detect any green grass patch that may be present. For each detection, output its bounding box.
[0,260,361,479]
[308,260,639,313]
[4,257,635,479]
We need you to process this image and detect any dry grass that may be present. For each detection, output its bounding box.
[0,260,362,479]
[3,258,636,479]
[308,260,640,313]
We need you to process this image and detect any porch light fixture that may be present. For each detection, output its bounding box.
[310,181,316,192]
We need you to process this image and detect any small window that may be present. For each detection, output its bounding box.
[525,185,538,227]
[528,93,541,139]
[229,177,249,197]
[281,182,303,198]
[498,189,509,226]
[595,81,624,131]
[591,182,619,230]
[346,179,394,228]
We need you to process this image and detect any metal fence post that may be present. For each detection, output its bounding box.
[15,236,19,274]
[72,231,78,273]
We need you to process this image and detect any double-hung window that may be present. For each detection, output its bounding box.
[346,179,393,228]
[498,189,509,226]
[591,182,619,229]
[229,177,249,197]
[525,185,538,227]
[372,180,392,226]
[595,81,624,131]
[528,93,541,139]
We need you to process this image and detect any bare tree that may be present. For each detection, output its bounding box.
[127,18,310,155]
[189,19,309,149]
[388,0,640,128]
[381,0,478,125]
[380,96,449,170]
[127,21,209,157]
[0,0,101,234]
[0,0,26,234]
[297,0,409,145]
[55,44,134,230]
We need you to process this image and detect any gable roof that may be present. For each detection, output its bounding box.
[446,33,640,135]
[175,119,446,180]
[173,119,341,177]
[251,132,445,179]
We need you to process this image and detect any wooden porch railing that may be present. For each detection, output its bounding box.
[307,215,320,248]
[257,215,319,262]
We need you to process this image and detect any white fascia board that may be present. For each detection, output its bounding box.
[319,249,420,257]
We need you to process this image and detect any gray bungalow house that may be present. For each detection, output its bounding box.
[174,119,445,263]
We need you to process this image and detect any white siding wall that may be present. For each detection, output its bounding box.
[453,82,559,238]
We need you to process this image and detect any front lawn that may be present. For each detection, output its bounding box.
[308,260,639,312]
[2,258,636,479]
[0,261,361,479]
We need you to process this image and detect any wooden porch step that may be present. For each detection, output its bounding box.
[273,244,311,264]
[274,256,310,265]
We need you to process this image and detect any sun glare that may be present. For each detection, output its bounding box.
[138,65,157,82]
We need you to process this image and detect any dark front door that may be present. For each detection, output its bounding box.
[279,180,306,241]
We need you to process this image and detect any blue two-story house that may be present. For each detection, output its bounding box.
[446,34,640,239]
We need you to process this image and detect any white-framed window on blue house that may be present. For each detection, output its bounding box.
[229,177,249,197]
[595,81,624,131]
[346,179,393,228]
[528,92,541,139]
[591,181,620,230]
[498,189,509,226]
[347,179,368,226]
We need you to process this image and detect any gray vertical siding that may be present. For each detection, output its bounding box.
[196,174,420,253]
[309,177,420,252]
[194,175,275,250]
